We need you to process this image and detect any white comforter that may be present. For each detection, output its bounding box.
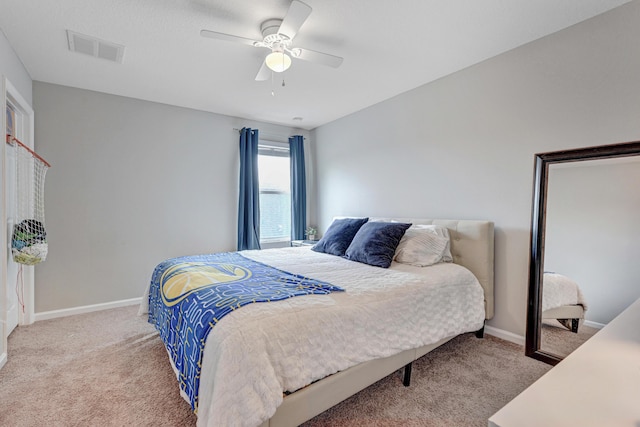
[542,272,588,312]
[140,247,485,427]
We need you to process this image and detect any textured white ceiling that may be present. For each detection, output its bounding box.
[0,0,632,129]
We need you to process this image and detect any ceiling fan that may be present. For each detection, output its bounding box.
[200,0,343,81]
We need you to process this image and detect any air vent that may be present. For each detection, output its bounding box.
[66,30,125,63]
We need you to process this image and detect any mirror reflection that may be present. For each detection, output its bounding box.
[526,141,640,365]
[540,157,640,357]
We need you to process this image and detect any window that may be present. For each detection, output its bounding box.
[258,142,291,244]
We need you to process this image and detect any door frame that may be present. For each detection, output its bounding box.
[2,77,36,362]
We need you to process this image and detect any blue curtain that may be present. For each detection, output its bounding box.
[237,128,261,250]
[289,135,307,240]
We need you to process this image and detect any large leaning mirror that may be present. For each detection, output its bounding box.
[525,141,640,365]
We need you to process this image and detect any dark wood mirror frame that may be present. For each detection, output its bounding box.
[525,140,640,365]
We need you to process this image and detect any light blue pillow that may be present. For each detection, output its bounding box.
[345,222,412,268]
[311,217,369,256]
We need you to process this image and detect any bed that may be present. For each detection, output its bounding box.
[139,218,494,427]
[541,272,588,333]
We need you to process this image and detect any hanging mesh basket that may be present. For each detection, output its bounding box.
[7,136,50,265]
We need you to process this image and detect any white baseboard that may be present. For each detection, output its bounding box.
[584,319,606,330]
[34,297,142,322]
[485,325,525,346]
[0,351,7,370]
[484,320,602,346]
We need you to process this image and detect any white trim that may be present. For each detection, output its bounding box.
[4,78,35,327]
[1,75,6,367]
[5,79,33,120]
[14,79,35,326]
[34,297,142,322]
[485,321,604,348]
[584,319,605,330]
[485,325,525,346]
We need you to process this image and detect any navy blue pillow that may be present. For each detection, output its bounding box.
[344,222,412,268]
[311,217,369,256]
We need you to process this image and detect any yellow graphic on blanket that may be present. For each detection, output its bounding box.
[161,262,251,307]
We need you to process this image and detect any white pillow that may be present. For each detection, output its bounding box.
[394,225,453,267]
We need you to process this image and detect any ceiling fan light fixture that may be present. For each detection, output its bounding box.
[265,51,291,73]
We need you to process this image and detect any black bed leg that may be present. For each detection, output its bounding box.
[571,318,579,333]
[403,362,412,387]
[475,325,485,338]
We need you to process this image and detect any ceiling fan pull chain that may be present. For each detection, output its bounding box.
[281,61,286,88]
[271,71,275,96]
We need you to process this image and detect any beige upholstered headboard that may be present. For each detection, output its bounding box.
[369,218,495,319]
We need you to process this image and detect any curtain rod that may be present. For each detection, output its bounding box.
[232,128,305,140]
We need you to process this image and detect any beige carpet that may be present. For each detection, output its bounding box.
[540,319,599,358]
[0,306,551,427]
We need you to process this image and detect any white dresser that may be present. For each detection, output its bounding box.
[489,297,640,427]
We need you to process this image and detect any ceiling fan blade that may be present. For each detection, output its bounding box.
[200,29,258,47]
[277,0,312,40]
[255,61,271,81]
[295,48,343,68]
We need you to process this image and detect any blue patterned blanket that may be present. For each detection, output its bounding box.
[147,252,344,411]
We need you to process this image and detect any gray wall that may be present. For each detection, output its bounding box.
[0,29,32,106]
[312,2,640,336]
[33,82,310,312]
[545,159,640,324]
